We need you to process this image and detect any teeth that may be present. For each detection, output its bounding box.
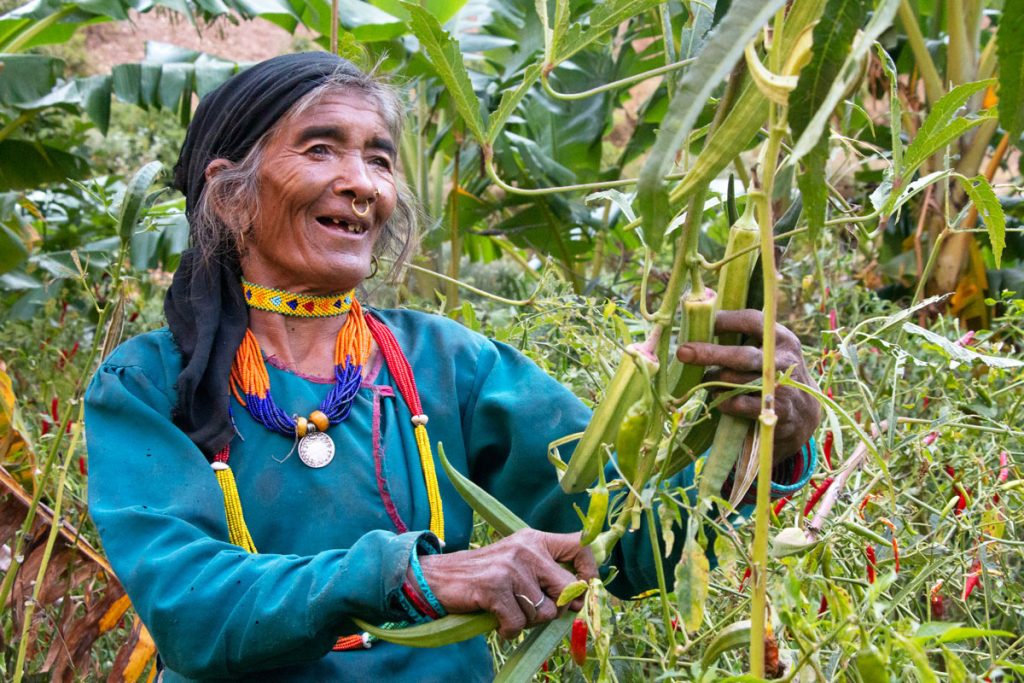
[322,217,365,234]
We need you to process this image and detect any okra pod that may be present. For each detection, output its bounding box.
[670,289,717,399]
[560,344,655,494]
[352,613,499,648]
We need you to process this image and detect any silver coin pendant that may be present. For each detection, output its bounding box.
[298,431,335,468]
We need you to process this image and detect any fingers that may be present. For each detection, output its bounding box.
[677,342,763,371]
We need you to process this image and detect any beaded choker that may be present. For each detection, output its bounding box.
[231,297,371,467]
[242,279,355,318]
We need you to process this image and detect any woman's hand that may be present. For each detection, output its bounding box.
[675,309,822,459]
[417,529,597,639]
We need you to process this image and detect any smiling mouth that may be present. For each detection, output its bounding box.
[317,216,367,235]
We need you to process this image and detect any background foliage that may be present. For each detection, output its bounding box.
[1,0,1023,680]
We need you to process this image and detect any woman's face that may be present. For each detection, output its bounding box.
[238,91,399,293]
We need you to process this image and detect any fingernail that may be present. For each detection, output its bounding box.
[677,346,694,362]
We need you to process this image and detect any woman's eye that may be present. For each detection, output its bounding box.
[370,156,393,171]
[307,144,331,156]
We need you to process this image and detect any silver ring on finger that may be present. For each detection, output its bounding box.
[514,593,546,621]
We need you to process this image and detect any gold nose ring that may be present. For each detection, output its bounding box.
[352,198,371,217]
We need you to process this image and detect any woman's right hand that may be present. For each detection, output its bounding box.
[417,529,598,639]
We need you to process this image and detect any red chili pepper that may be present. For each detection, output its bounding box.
[822,431,833,469]
[877,518,900,573]
[818,595,828,615]
[930,580,944,620]
[963,558,982,601]
[78,456,87,476]
[922,431,938,446]
[828,309,837,330]
[670,617,680,632]
[570,618,588,666]
[826,387,833,400]
[865,545,877,584]
[51,397,59,422]
[41,419,51,435]
[129,311,140,323]
[541,660,549,673]
[803,477,834,517]
[858,493,873,520]
[739,566,752,591]
[773,496,791,516]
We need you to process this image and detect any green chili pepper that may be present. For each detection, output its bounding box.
[615,394,650,484]
[580,466,609,546]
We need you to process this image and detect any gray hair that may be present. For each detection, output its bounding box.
[191,65,417,285]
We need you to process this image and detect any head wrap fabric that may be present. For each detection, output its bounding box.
[165,52,364,458]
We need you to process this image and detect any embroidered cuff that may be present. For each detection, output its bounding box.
[395,533,446,623]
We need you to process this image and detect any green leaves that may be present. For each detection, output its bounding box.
[402,2,486,145]
[551,0,662,66]
[674,536,709,634]
[0,225,28,275]
[959,174,1006,267]
[997,0,1024,148]
[486,64,541,145]
[493,611,574,682]
[637,0,787,251]
[790,0,870,239]
[901,80,995,182]
[0,140,90,191]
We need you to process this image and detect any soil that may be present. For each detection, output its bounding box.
[83,10,311,75]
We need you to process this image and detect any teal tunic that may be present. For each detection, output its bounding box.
[85,309,807,681]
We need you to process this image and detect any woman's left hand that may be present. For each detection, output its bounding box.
[675,309,822,460]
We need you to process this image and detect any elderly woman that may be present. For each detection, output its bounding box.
[84,52,820,681]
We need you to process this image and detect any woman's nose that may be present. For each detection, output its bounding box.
[330,155,377,200]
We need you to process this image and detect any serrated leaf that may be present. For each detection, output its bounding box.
[959,174,1006,267]
[791,0,900,161]
[790,0,870,141]
[402,2,486,145]
[998,0,1024,145]
[901,80,995,177]
[486,64,541,144]
[674,536,709,633]
[637,0,788,251]
[552,0,662,65]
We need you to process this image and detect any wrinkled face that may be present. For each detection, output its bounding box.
[238,91,398,293]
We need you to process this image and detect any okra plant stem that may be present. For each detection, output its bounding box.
[749,9,788,671]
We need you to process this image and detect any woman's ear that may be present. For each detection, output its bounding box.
[204,158,233,181]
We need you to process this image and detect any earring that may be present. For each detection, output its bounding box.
[352,197,370,217]
[366,255,380,280]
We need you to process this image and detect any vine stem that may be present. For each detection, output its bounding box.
[749,9,787,675]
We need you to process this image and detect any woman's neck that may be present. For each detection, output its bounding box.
[247,310,346,378]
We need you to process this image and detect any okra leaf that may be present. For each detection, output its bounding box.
[958,174,1006,267]
[401,2,487,145]
[997,0,1024,148]
[493,611,574,682]
[552,0,662,66]
[674,535,709,633]
[486,64,541,145]
[791,0,900,162]
[638,0,787,251]
[900,80,995,181]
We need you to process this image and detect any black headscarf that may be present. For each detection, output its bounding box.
[166,52,364,459]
